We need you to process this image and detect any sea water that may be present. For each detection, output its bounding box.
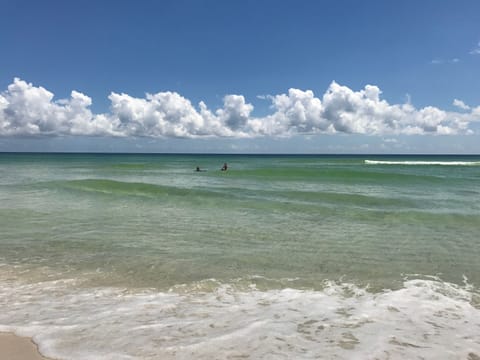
[0,153,479,359]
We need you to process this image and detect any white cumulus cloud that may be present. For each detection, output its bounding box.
[1,77,479,138]
[0,78,118,137]
[453,99,470,110]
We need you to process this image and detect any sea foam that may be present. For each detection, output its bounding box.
[365,160,480,166]
[1,276,479,359]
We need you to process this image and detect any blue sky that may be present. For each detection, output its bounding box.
[1,0,480,153]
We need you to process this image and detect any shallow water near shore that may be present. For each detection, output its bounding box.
[1,153,480,359]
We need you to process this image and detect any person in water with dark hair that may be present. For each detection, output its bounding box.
[221,163,228,171]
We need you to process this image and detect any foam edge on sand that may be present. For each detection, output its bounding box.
[0,332,53,360]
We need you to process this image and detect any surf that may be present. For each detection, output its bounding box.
[0,274,479,360]
[365,160,480,166]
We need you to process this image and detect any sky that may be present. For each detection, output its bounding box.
[1,0,480,153]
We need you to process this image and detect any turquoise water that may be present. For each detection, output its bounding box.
[1,153,480,359]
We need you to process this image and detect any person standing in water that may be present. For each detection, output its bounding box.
[221,163,228,171]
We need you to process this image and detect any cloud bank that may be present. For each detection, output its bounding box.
[1,78,478,138]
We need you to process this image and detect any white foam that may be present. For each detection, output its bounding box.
[0,277,479,359]
[365,160,480,166]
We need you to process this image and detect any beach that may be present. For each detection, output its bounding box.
[1,153,480,359]
[0,332,51,360]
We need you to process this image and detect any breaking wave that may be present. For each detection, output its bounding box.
[0,275,479,359]
[365,160,480,166]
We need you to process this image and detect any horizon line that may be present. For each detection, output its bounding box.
[1,151,479,156]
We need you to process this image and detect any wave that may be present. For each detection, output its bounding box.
[52,178,428,212]
[0,275,479,359]
[39,178,474,216]
[46,178,222,199]
[228,167,448,186]
[365,160,480,166]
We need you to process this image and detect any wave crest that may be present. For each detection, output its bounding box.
[365,160,480,166]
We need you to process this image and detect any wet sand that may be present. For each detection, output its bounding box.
[0,332,52,360]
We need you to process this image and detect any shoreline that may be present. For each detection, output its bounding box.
[0,332,53,360]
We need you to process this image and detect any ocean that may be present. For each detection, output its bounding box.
[0,153,479,359]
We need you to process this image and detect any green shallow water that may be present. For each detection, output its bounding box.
[1,153,480,290]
